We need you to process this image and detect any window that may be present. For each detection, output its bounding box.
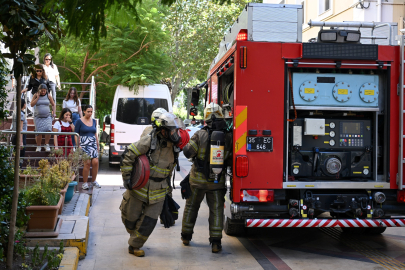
[116,98,168,125]
[319,0,331,15]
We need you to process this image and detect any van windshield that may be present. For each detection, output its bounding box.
[116,98,169,125]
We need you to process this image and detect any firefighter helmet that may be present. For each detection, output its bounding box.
[151,108,167,122]
[157,112,186,130]
[204,102,224,121]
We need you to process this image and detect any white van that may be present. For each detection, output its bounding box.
[107,84,173,166]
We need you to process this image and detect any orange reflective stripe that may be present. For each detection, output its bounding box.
[235,106,247,155]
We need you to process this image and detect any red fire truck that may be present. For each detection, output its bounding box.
[194,3,405,235]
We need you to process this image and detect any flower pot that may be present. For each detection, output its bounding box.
[26,195,63,232]
[59,183,69,215]
[65,181,78,203]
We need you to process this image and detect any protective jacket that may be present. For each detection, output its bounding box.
[183,128,232,190]
[120,132,176,204]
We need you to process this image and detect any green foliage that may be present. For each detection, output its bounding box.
[41,0,170,119]
[164,0,259,103]
[25,181,60,206]
[0,0,61,78]
[0,145,29,262]
[19,242,63,269]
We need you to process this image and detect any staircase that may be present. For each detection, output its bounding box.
[10,117,95,194]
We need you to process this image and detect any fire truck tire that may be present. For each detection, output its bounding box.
[365,227,386,235]
[341,227,366,234]
[223,216,245,236]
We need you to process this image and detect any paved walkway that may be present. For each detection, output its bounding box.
[78,153,262,270]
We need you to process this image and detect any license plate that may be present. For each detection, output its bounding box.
[120,145,129,150]
[247,137,273,152]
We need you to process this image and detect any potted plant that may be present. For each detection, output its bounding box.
[25,179,62,231]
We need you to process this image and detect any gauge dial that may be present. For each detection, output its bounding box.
[330,122,336,129]
[329,139,335,146]
[293,168,299,175]
[363,169,369,175]
[330,131,335,138]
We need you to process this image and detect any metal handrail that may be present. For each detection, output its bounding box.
[2,131,81,158]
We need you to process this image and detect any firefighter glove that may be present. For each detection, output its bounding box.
[180,174,191,200]
[160,195,174,228]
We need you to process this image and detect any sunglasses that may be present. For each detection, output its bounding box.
[45,59,51,61]
[36,70,43,73]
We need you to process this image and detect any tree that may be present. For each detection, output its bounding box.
[41,0,170,118]
[0,0,61,267]
[164,0,250,104]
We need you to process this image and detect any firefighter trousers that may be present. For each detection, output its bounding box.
[181,186,226,239]
[120,190,164,249]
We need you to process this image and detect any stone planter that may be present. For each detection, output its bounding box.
[59,184,69,215]
[26,195,63,232]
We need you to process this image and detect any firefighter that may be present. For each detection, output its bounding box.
[140,108,177,225]
[120,112,187,257]
[181,102,232,253]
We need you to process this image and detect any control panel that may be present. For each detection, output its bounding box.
[292,73,379,108]
[289,118,373,180]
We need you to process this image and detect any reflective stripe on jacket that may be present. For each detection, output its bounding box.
[120,131,175,204]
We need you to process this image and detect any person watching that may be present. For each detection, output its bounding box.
[43,53,61,104]
[74,105,100,190]
[30,84,56,152]
[53,108,75,157]
[63,87,82,146]
[21,64,51,96]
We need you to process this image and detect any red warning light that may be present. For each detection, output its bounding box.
[236,29,248,41]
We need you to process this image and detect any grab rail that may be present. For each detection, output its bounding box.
[1,131,80,158]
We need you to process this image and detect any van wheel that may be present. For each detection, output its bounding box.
[365,227,386,235]
[223,216,245,236]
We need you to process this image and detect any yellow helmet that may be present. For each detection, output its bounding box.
[204,102,224,121]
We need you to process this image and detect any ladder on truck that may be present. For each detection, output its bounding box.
[399,35,405,190]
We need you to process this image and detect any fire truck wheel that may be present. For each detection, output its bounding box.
[365,227,386,235]
[223,216,245,236]
[341,227,366,234]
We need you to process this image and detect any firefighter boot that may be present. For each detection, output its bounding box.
[181,233,192,246]
[128,246,145,257]
[210,237,222,253]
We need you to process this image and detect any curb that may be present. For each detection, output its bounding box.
[59,247,79,270]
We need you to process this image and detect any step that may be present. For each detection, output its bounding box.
[25,216,89,260]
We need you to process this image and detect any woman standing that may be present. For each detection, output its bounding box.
[53,108,75,157]
[75,105,100,190]
[30,84,56,152]
[63,87,82,146]
[43,53,61,104]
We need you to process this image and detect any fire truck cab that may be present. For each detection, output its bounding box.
[197,3,405,235]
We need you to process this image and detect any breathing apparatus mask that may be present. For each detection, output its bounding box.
[158,112,190,149]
